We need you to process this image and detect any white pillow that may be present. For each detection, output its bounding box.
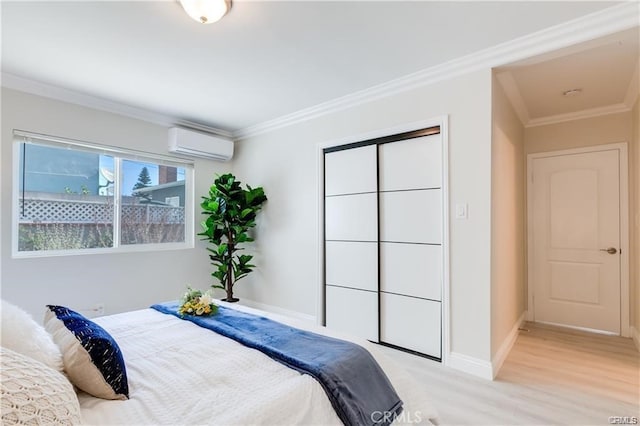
[0,300,64,372]
[0,346,81,425]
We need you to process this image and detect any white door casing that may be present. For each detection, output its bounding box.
[527,143,629,336]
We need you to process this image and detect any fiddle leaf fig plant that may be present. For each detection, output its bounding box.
[199,173,267,302]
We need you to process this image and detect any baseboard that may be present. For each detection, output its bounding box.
[491,311,526,378]
[447,352,493,380]
[631,326,640,352]
[238,298,316,324]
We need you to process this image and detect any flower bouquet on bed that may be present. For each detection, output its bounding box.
[178,287,218,316]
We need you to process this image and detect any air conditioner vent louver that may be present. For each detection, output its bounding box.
[168,127,234,161]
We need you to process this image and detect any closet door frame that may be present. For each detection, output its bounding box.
[316,115,450,365]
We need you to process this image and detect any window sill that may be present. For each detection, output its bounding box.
[12,240,195,259]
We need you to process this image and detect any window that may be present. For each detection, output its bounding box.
[14,131,194,256]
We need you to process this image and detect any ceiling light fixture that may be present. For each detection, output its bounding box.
[179,0,231,24]
[562,88,583,97]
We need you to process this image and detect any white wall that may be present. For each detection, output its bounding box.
[524,111,636,333]
[525,112,633,155]
[490,74,526,360]
[233,70,494,363]
[0,88,232,321]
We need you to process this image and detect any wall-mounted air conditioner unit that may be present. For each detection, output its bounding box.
[168,127,234,161]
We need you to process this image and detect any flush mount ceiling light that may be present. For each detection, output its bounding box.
[179,0,231,24]
[562,88,583,97]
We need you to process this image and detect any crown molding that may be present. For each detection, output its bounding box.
[525,103,632,128]
[1,72,233,139]
[234,2,639,140]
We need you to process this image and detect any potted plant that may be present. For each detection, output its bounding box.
[199,174,267,302]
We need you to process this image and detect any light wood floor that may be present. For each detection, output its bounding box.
[380,322,639,425]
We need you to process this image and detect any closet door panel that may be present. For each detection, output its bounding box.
[325,193,377,241]
[325,145,377,196]
[380,293,441,358]
[380,189,441,244]
[379,134,441,191]
[380,243,441,301]
[326,241,378,292]
[326,286,378,342]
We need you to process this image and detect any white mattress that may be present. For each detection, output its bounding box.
[79,302,438,425]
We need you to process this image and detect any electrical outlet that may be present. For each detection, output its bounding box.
[94,303,105,316]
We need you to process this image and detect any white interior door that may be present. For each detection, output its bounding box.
[530,148,621,334]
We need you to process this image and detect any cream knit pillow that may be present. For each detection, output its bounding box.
[0,346,81,425]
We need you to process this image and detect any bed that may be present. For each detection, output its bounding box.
[1,300,438,425]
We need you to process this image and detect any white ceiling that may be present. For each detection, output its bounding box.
[0,1,625,134]
[496,27,639,127]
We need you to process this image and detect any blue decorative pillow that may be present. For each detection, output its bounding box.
[44,305,129,400]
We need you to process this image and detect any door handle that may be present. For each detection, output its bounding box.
[599,247,618,254]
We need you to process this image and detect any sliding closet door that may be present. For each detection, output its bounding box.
[379,134,442,358]
[324,145,378,341]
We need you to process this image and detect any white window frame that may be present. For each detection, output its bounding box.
[12,130,195,258]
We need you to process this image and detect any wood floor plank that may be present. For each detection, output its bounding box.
[380,322,640,425]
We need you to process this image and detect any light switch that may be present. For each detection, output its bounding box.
[455,203,468,220]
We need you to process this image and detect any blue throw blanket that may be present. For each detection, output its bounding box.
[151,302,403,426]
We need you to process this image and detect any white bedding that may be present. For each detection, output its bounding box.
[80,302,437,425]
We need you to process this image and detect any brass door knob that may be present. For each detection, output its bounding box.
[599,247,618,254]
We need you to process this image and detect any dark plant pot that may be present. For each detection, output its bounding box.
[222,297,239,303]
